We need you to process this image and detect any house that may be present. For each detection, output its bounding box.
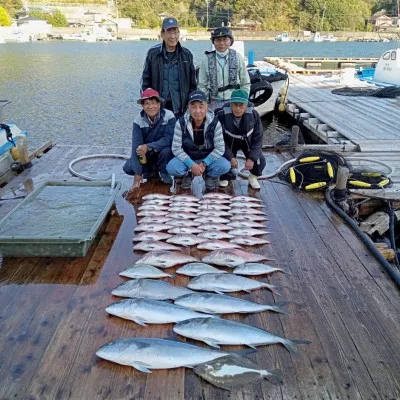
[235,19,262,31]
[368,14,395,31]
[16,17,52,36]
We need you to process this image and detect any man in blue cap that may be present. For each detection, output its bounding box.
[215,88,265,190]
[166,90,231,191]
[141,17,197,118]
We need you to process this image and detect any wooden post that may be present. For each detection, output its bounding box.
[291,126,299,153]
[17,136,29,165]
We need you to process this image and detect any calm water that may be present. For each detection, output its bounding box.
[0,40,395,147]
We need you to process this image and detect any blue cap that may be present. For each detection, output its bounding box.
[162,17,179,30]
[188,90,207,104]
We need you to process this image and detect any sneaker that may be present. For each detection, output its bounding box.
[159,172,173,185]
[205,175,217,190]
[181,173,193,190]
[248,173,261,189]
[219,180,229,187]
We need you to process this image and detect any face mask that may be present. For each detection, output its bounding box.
[216,49,229,57]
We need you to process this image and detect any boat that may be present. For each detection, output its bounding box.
[275,32,291,42]
[309,32,323,42]
[323,34,337,42]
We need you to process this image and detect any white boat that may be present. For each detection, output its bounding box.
[323,34,337,42]
[309,32,323,42]
[371,48,400,86]
[275,32,291,42]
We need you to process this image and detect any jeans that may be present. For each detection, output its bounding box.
[166,157,231,178]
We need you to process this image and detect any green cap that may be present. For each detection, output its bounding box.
[230,89,248,104]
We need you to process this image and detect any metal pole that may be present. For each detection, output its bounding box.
[206,0,209,29]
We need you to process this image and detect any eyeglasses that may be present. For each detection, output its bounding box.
[164,29,180,37]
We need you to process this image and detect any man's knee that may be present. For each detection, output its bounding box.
[207,157,231,177]
[166,157,188,176]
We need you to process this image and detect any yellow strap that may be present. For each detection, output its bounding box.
[348,180,371,188]
[378,179,389,187]
[305,182,327,190]
[289,168,296,183]
[327,162,334,178]
[299,156,320,163]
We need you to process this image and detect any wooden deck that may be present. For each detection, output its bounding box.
[1,145,400,399]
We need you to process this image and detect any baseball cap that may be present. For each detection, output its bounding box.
[162,17,179,30]
[188,90,208,104]
[137,88,164,104]
[230,89,248,104]
[211,27,234,45]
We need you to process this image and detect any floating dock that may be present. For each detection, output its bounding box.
[0,144,399,399]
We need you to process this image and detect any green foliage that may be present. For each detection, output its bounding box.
[0,5,11,25]
[0,0,22,18]
[29,9,68,27]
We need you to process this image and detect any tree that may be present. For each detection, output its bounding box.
[48,9,67,27]
[0,0,22,18]
[0,5,11,26]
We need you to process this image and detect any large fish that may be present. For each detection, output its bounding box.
[175,293,287,314]
[198,223,231,231]
[96,338,233,373]
[197,211,232,218]
[137,210,169,217]
[198,231,234,240]
[168,227,203,235]
[105,298,216,326]
[231,196,262,203]
[168,206,199,213]
[141,199,171,206]
[202,249,270,267]
[135,251,199,268]
[169,219,201,227]
[139,205,169,211]
[172,195,199,202]
[132,231,172,242]
[228,228,269,237]
[139,217,171,224]
[112,279,194,300]
[133,240,181,252]
[168,212,198,220]
[203,193,232,199]
[176,263,227,277]
[231,215,268,222]
[227,221,266,229]
[173,318,310,355]
[194,216,230,224]
[199,199,231,205]
[187,273,280,295]
[134,223,172,232]
[233,263,285,276]
[198,204,231,211]
[194,354,282,390]
[143,194,171,200]
[119,264,174,279]
[229,208,265,215]
[197,240,242,251]
[170,201,200,208]
[231,202,264,209]
[230,237,270,246]
[167,234,208,246]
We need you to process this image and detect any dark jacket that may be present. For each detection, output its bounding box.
[215,102,263,162]
[141,42,197,114]
[123,108,175,175]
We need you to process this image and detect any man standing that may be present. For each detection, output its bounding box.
[123,88,175,197]
[141,17,197,118]
[166,90,231,191]
[198,27,250,111]
[215,89,266,190]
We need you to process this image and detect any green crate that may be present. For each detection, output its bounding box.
[0,180,121,257]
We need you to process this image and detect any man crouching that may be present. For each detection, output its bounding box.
[123,88,175,196]
[166,90,231,191]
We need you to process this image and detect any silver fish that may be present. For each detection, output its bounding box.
[199,199,231,205]
[139,205,169,211]
[141,199,171,206]
[230,237,270,246]
[168,212,198,220]
[135,251,199,268]
[169,219,201,227]
[233,263,285,276]
[198,231,234,240]
[119,264,174,279]
[231,196,262,203]
[168,206,199,213]
[176,263,227,277]
[197,211,232,218]
[105,298,216,326]
[198,223,231,231]
[230,202,264,209]
[231,215,269,222]
[187,273,280,295]
[139,217,171,224]
[194,354,282,390]
[229,208,265,215]
[170,201,200,208]
[134,223,172,232]
[167,234,208,246]
[194,216,230,224]
[172,195,199,202]
[112,279,194,300]
[132,231,172,242]
[202,193,232,199]
[175,293,287,314]
[202,249,269,267]
[96,338,232,373]
[197,240,242,251]
[137,210,169,217]
[168,227,203,235]
[173,318,310,356]
[133,241,182,252]
[198,204,231,211]
[143,194,171,200]
[228,228,270,237]
[227,221,266,229]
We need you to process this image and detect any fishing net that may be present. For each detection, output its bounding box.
[331,86,400,98]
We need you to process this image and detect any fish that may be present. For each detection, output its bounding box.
[170,201,200,208]
[231,196,262,203]
[202,193,232,199]
[143,194,171,200]
[230,237,270,246]
[193,354,282,390]
[141,199,171,206]
[172,195,199,202]
[194,216,230,224]
[228,228,270,237]
[168,206,199,213]
[168,212,198,220]
[197,240,242,251]
[198,231,234,240]
[168,227,203,235]
[199,199,231,205]
[139,205,169,211]
[229,208,265,215]
[197,211,232,218]
[167,234,208,246]
[198,204,231,211]
[227,221,266,229]
[105,298,217,326]
[230,202,264,209]
[175,293,288,315]
[135,251,199,268]
[132,231,172,242]
[173,318,310,356]
[119,264,174,279]
[187,273,280,295]
[137,210,169,217]
[96,338,233,373]
[176,263,228,277]
[202,249,270,267]
[112,279,194,300]
[169,219,201,227]
[231,215,269,222]
[198,223,231,231]
[233,263,285,276]
[133,241,182,252]
[139,217,171,224]
[134,223,172,232]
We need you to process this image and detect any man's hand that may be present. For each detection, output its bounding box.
[136,144,148,157]
[125,175,142,202]
[191,163,204,177]
[231,158,238,169]
[245,159,254,170]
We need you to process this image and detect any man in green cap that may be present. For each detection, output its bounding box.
[215,88,266,190]
[198,27,250,111]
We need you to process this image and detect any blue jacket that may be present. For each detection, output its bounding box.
[124,108,175,175]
